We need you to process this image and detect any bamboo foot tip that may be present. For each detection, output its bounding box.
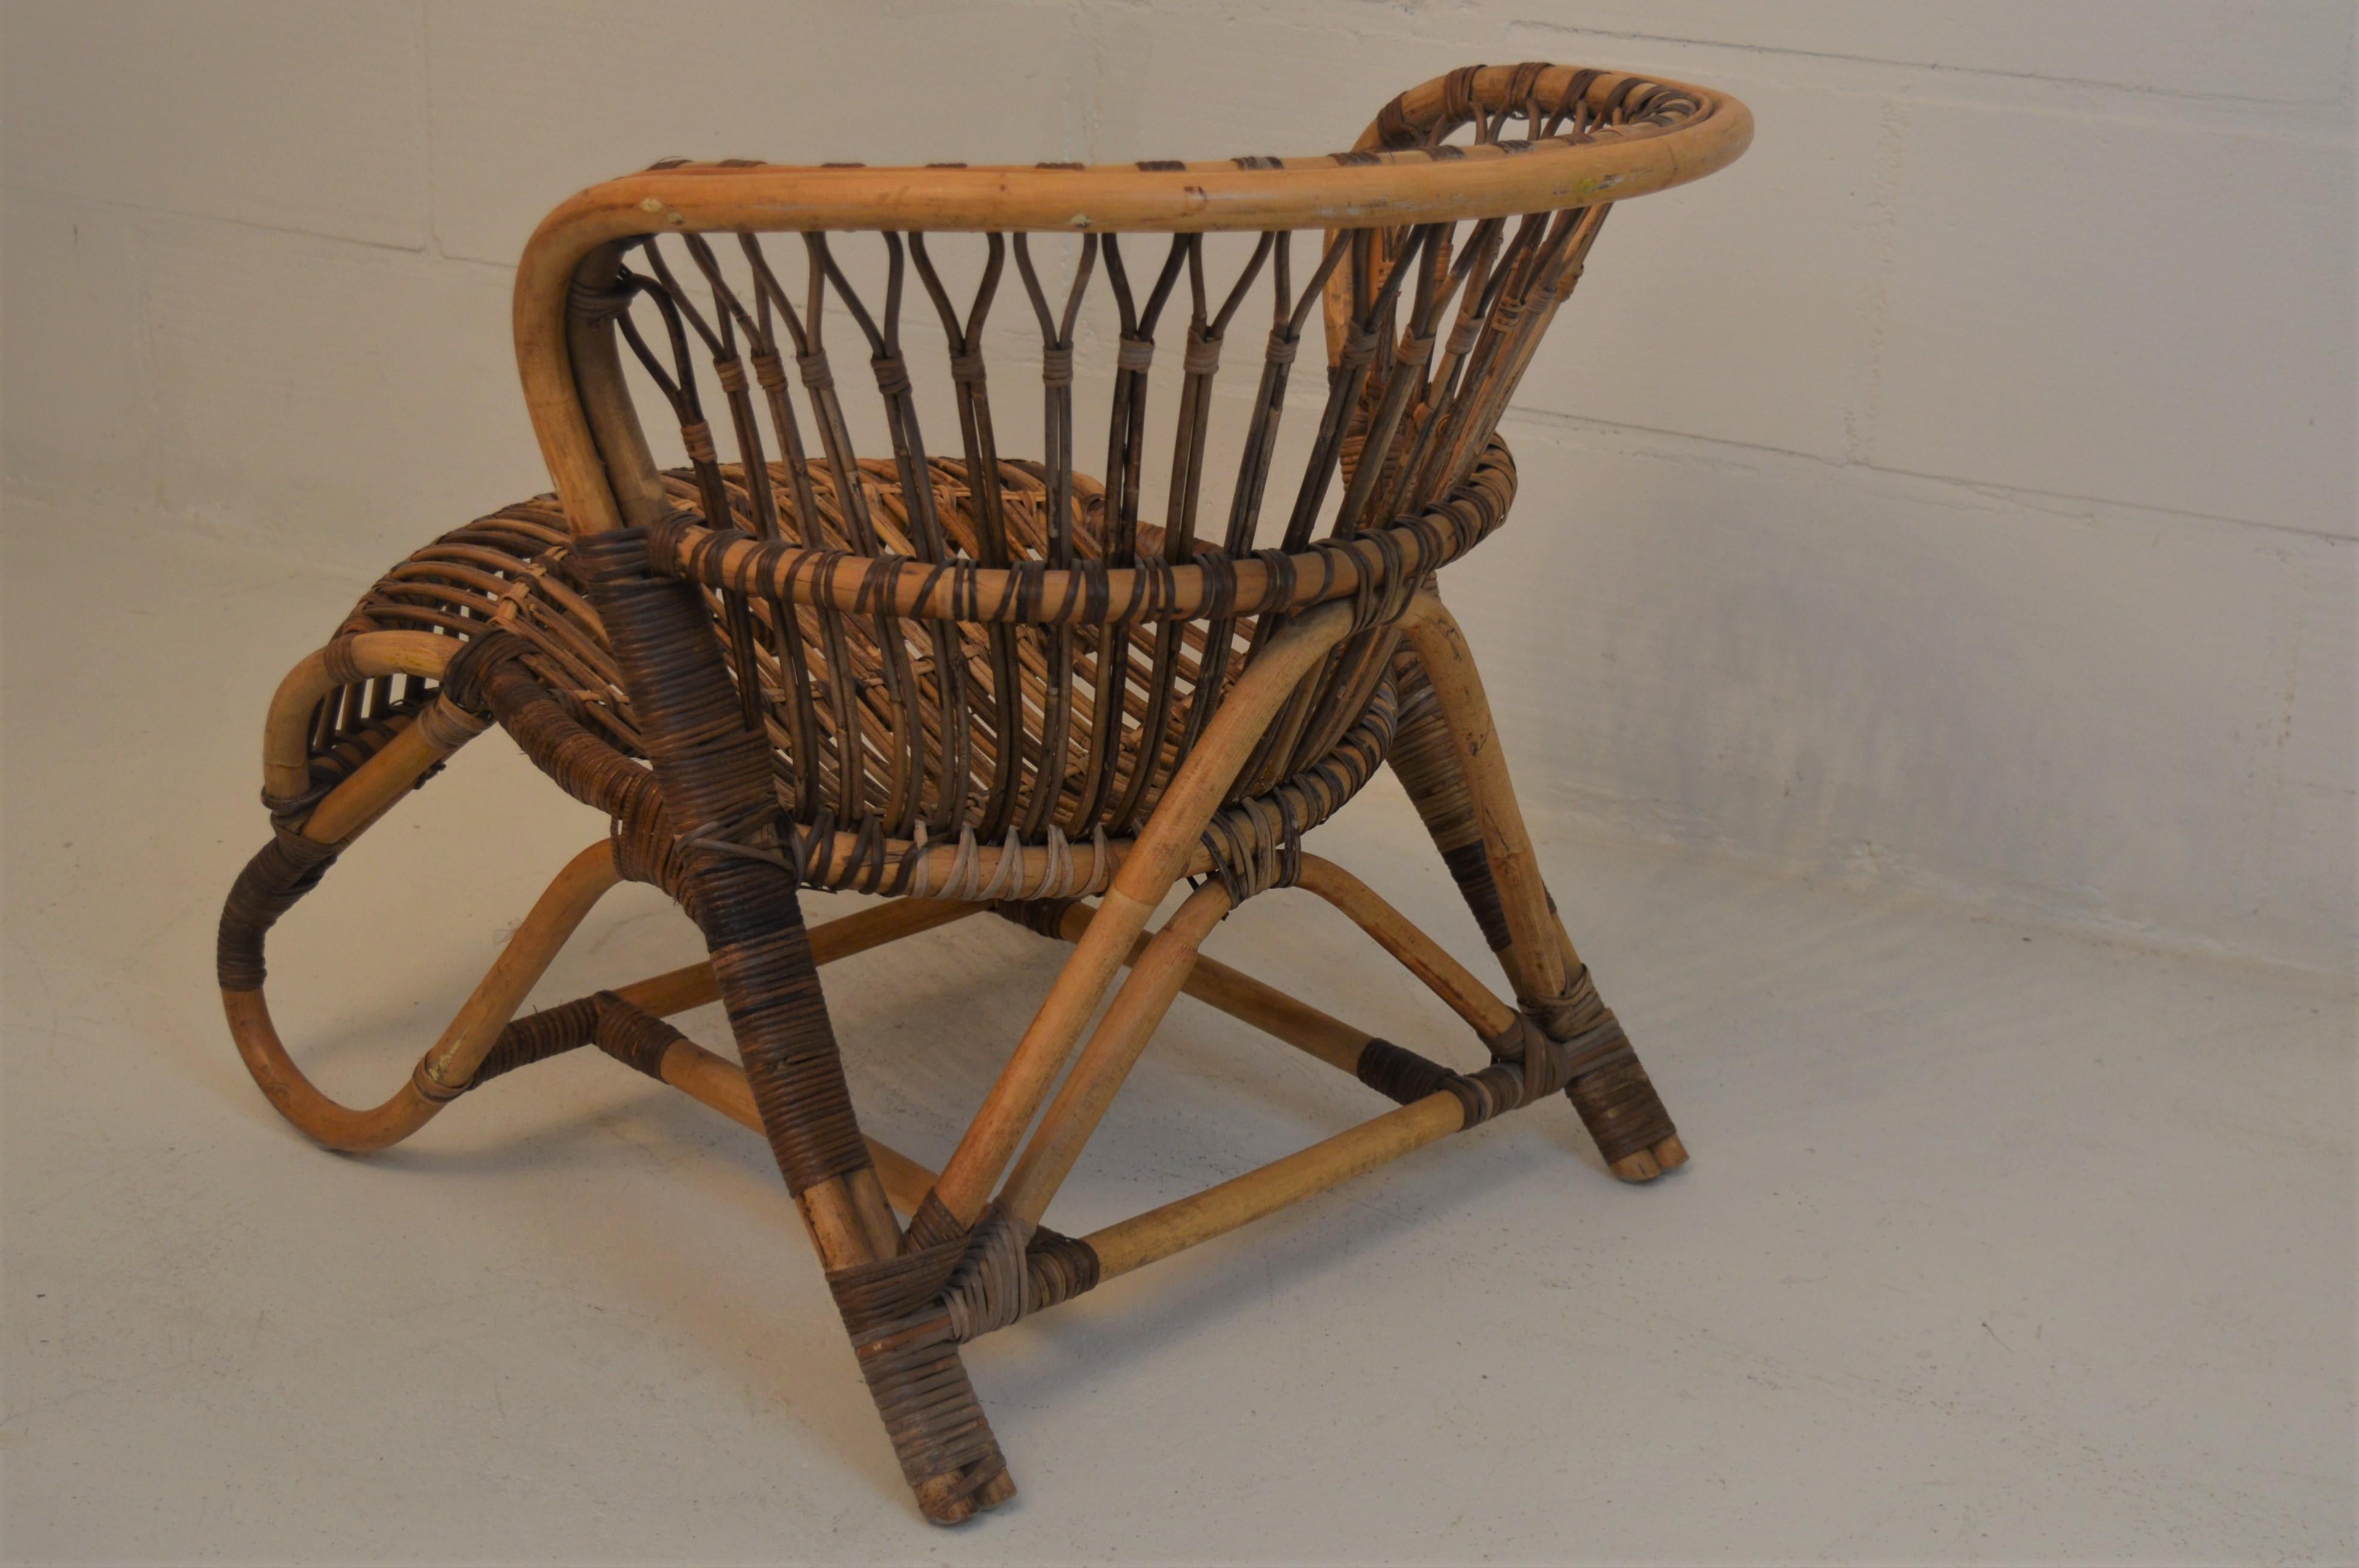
[1606,1133,1688,1184]
[1607,1148,1662,1183]
[914,1466,1016,1525]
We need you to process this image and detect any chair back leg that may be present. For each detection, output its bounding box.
[1392,595,1687,1181]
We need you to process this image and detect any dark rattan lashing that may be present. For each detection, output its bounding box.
[218,62,1749,1525]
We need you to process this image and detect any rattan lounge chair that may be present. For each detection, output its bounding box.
[219,62,1750,1522]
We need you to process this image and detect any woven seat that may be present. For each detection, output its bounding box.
[323,447,1503,896]
[219,61,1750,1523]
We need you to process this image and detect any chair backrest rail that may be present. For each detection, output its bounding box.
[508,62,1749,847]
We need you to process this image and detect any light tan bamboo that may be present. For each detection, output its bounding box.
[1636,1138,1687,1176]
[1083,1091,1466,1281]
[297,714,463,846]
[798,1180,874,1262]
[262,630,454,800]
[844,1169,904,1256]
[417,844,625,1088]
[224,839,623,1153]
[1182,955,1373,1074]
[566,244,677,531]
[999,882,1233,1226]
[805,896,986,963]
[1397,592,1569,1003]
[1045,898,1374,1076]
[925,601,1354,1226]
[1290,855,1517,1039]
[609,960,722,1018]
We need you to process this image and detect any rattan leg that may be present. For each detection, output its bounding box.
[1395,593,1686,1182]
[577,528,1014,1523]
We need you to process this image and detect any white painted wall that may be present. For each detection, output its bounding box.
[4,1,2352,975]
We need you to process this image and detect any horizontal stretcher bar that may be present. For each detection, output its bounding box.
[616,889,1488,1292]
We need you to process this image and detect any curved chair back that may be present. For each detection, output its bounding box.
[508,63,1750,886]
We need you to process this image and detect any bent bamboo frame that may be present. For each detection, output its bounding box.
[262,630,454,802]
[514,67,1750,539]
[224,830,980,1160]
[225,839,621,1153]
[226,52,1740,1527]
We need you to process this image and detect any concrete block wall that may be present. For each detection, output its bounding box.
[4,1,2352,975]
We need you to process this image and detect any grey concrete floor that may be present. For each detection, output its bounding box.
[4,512,2352,1563]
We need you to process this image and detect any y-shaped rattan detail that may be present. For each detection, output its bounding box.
[219,62,1749,1523]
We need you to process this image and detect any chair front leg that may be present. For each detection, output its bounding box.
[578,530,1013,1522]
[1395,592,1687,1182]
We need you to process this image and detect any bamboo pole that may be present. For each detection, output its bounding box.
[225,839,624,1153]
[1174,951,1373,1076]
[805,896,986,964]
[999,882,1233,1226]
[926,602,1353,1226]
[1397,593,1569,1003]
[1290,855,1517,1039]
[1083,1092,1465,1281]
[1045,898,1374,1076]
[262,631,454,801]
[297,714,464,847]
[609,961,721,1018]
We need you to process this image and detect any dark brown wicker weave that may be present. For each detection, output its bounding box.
[219,63,1750,1522]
